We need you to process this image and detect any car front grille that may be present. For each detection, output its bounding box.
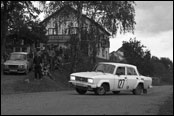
[8,65,18,69]
[75,76,88,82]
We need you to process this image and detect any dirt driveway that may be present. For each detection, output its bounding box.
[1,85,173,115]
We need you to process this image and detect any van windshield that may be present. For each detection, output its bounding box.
[93,64,115,74]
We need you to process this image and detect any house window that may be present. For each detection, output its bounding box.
[69,27,78,35]
[48,28,57,35]
[106,51,107,59]
[48,28,53,35]
[97,47,100,55]
[101,39,106,47]
[102,48,105,57]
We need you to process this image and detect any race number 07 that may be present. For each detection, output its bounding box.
[118,79,125,88]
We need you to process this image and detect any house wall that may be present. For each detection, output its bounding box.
[43,8,110,60]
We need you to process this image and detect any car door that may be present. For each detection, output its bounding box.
[126,67,138,90]
[114,66,128,91]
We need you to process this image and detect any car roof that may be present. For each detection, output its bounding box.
[98,62,137,68]
[11,52,28,55]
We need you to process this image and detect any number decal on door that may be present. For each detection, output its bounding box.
[118,79,125,88]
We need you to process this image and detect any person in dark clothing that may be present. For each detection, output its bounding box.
[33,51,43,80]
[41,54,55,80]
[59,47,63,56]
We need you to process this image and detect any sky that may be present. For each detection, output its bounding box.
[110,1,173,61]
[36,1,173,61]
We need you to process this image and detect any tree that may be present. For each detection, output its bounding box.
[1,1,43,57]
[151,56,173,85]
[122,38,153,76]
[160,57,173,72]
[7,20,47,47]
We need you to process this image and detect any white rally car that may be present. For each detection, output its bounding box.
[69,62,152,95]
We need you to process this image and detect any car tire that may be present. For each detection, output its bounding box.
[94,84,108,95]
[112,91,120,94]
[133,84,143,95]
[75,88,87,95]
[143,89,147,94]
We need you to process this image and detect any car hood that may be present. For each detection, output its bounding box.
[71,71,111,78]
[4,60,27,65]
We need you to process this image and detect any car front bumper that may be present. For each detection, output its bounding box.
[3,68,26,73]
[69,81,97,90]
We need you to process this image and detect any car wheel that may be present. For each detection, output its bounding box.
[133,84,143,95]
[143,89,147,94]
[94,84,108,95]
[75,88,87,95]
[112,91,120,94]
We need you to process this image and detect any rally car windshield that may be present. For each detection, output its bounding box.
[93,64,115,74]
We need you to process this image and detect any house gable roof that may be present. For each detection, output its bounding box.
[41,5,111,36]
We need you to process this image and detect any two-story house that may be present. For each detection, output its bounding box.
[41,5,110,60]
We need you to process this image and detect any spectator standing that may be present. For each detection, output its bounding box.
[49,48,56,71]
[59,46,63,56]
[42,54,55,80]
[33,51,43,80]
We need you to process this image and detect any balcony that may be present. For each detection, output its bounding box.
[47,35,71,43]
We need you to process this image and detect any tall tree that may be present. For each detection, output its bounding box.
[1,1,42,57]
[122,38,153,76]
[151,56,173,84]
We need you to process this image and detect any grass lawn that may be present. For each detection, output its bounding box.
[1,70,72,95]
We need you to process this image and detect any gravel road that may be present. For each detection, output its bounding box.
[1,85,173,115]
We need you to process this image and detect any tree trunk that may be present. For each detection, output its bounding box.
[1,1,8,59]
[72,3,83,72]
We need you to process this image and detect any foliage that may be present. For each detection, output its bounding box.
[151,56,173,85]
[7,20,47,46]
[122,38,153,76]
[120,38,173,85]
[1,1,45,56]
[44,1,136,36]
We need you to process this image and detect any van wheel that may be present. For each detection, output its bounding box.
[75,88,87,95]
[133,84,143,95]
[94,84,108,95]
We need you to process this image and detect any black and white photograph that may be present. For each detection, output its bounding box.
[1,1,173,115]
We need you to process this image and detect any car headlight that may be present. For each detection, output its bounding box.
[70,75,76,81]
[19,65,25,69]
[88,78,94,83]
